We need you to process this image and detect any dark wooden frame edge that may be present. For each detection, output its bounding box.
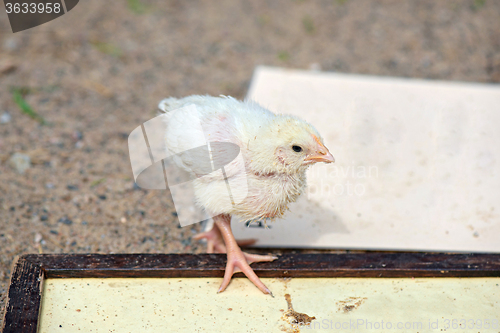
[3,252,500,333]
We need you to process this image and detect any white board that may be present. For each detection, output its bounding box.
[231,66,500,252]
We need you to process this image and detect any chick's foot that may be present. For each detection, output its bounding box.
[193,225,226,254]
[213,214,277,295]
[194,223,257,254]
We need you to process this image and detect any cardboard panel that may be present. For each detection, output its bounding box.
[231,66,500,252]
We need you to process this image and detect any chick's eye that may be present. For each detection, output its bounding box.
[292,145,303,153]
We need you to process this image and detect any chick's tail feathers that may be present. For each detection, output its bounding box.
[158,97,182,113]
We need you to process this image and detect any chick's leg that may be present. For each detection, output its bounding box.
[214,214,277,295]
[197,216,276,262]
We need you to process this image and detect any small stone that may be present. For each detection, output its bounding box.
[473,231,479,238]
[3,37,18,51]
[61,194,72,202]
[40,215,48,221]
[98,194,107,200]
[58,217,73,225]
[0,61,16,75]
[142,236,153,243]
[81,221,88,225]
[67,185,79,191]
[34,233,42,243]
[0,112,11,124]
[45,183,55,189]
[72,131,83,141]
[9,153,31,174]
[49,137,63,146]
[50,230,59,235]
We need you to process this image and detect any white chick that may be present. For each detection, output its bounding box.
[159,95,334,295]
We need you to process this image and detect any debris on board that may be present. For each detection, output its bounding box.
[280,293,316,332]
[336,296,367,313]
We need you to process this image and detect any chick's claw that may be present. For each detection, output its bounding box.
[243,252,278,265]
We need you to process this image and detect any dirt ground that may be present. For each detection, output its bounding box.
[1,0,499,326]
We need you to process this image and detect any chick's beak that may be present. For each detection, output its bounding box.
[304,135,335,164]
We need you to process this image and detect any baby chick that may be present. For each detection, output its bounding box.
[159,95,334,295]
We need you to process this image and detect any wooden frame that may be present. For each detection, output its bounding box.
[3,252,500,333]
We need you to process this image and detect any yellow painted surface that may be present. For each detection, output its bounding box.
[39,277,500,332]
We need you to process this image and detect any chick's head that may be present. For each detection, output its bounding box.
[251,116,334,174]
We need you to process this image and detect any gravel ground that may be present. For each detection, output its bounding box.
[1,0,499,326]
